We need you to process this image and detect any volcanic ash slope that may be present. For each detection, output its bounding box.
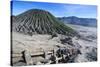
[67,24,97,62]
[12,9,76,36]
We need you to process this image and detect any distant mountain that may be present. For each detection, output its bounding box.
[57,16,97,27]
[12,9,76,36]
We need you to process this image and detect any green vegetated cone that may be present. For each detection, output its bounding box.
[12,9,77,36]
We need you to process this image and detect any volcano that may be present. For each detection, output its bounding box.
[12,9,76,36]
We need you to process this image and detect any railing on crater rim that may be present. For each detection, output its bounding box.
[12,51,53,58]
[12,49,56,65]
[12,48,79,65]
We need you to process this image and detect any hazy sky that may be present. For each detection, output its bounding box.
[11,1,97,18]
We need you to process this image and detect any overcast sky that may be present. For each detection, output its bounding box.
[11,1,97,18]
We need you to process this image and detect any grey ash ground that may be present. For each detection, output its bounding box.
[11,9,97,66]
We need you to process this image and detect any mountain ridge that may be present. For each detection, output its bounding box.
[57,16,97,27]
